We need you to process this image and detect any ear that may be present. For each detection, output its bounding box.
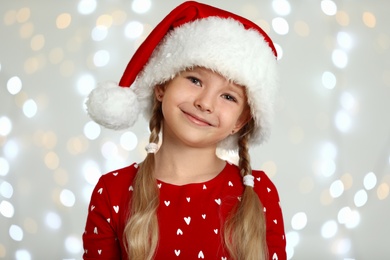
[232,107,252,134]
[154,84,165,101]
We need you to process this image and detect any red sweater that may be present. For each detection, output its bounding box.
[83,162,286,259]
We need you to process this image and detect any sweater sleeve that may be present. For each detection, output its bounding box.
[254,171,287,260]
[82,175,122,259]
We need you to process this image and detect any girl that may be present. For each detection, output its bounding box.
[83,1,286,259]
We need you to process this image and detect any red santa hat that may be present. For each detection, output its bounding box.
[86,1,279,151]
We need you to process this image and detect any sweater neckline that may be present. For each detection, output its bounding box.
[155,161,235,188]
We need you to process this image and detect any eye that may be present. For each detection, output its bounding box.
[186,76,202,87]
[221,93,238,102]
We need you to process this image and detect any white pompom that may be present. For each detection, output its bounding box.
[86,81,140,130]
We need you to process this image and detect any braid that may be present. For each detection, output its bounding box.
[124,96,163,260]
[224,119,268,260]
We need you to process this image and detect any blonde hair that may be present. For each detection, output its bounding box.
[124,96,162,260]
[124,98,268,259]
[223,119,268,259]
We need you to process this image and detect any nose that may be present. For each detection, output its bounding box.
[194,91,214,113]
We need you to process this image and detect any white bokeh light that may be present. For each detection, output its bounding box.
[65,235,83,254]
[272,0,291,16]
[321,220,338,238]
[83,121,101,140]
[0,157,10,176]
[132,0,152,14]
[320,142,338,160]
[9,224,24,241]
[77,74,96,96]
[23,99,38,118]
[93,50,110,67]
[338,207,361,229]
[317,158,336,177]
[0,181,13,199]
[45,211,62,229]
[274,43,283,60]
[272,17,289,35]
[286,230,300,248]
[332,238,352,255]
[291,212,307,230]
[335,110,352,133]
[329,179,344,198]
[91,25,108,41]
[321,0,337,16]
[286,231,299,259]
[78,0,97,15]
[82,160,101,186]
[7,76,22,95]
[82,185,94,203]
[340,92,356,111]
[363,171,377,190]
[4,139,19,159]
[332,49,348,69]
[0,200,15,218]
[354,189,368,207]
[124,21,144,39]
[60,189,76,207]
[337,31,353,50]
[345,210,360,229]
[322,71,337,90]
[337,206,352,224]
[15,250,31,260]
[101,141,119,160]
[0,116,12,136]
[120,131,138,151]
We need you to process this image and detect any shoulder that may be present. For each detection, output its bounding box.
[100,163,138,182]
[251,170,281,204]
[96,163,138,197]
[224,162,281,203]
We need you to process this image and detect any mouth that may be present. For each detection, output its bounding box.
[182,111,214,127]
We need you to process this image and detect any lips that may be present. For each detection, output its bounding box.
[182,110,215,127]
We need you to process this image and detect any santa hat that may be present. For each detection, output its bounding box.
[86,1,278,151]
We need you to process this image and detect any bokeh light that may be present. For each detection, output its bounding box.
[363,172,377,190]
[60,189,76,207]
[22,99,38,118]
[321,0,337,16]
[120,131,138,151]
[45,211,62,229]
[272,0,291,16]
[124,21,144,39]
[78,0,97,15]
[0,200,15,218]
[291,212,307,230]
[7,76,22,95]
[83,121,101,140]
[15,250,31,260]
[321,220,338,238]
[132,0,152,14]
[322,71,337,90]
[332,49,348,68]
[0,1,389,259]
[0,117,12,136]
[9,224,23,241]
[272,17,289,35]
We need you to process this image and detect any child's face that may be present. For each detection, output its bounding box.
[155,67,251,148]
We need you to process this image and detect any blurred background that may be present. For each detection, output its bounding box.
[1,0,389,259]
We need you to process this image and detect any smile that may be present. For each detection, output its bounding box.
[182,111,214,127]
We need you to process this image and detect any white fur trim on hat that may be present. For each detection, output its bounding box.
[133,17,278,151]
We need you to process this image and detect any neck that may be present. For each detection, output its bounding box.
[153,141,225,185]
